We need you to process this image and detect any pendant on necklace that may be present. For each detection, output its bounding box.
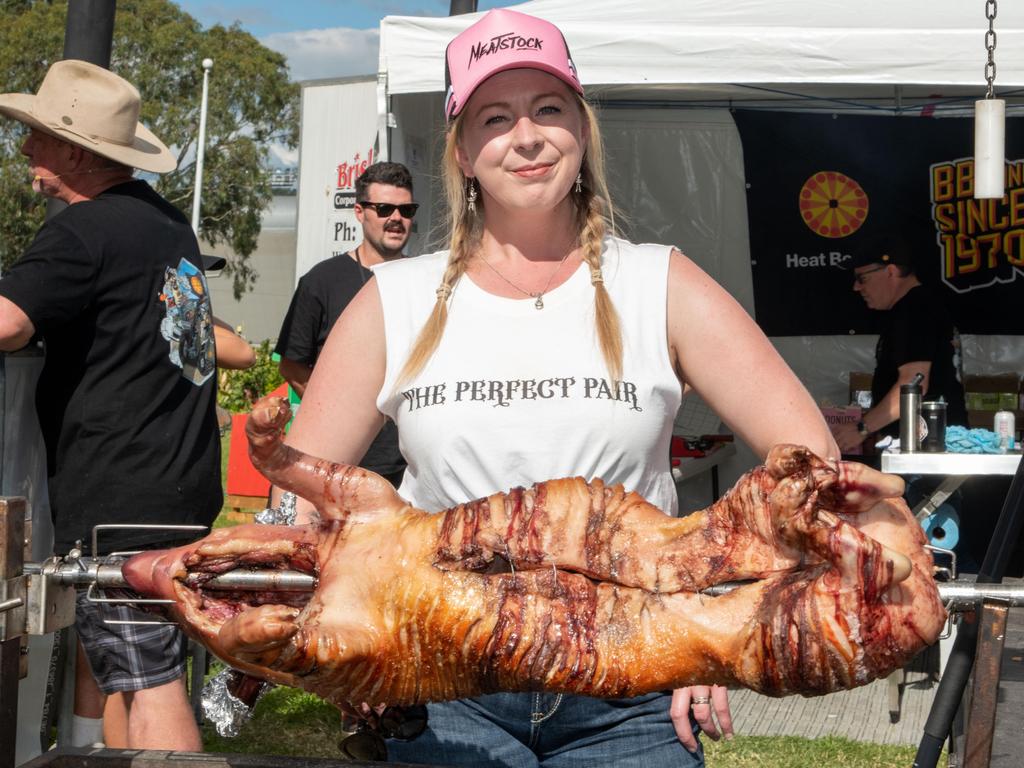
[534,295,544,310]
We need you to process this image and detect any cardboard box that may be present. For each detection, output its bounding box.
[964,373,1020,411]
[821,405,863,455]
[965,392,1018,411]
[968,409,1024,433]
[848,371,873,409]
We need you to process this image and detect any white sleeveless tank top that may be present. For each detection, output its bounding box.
[375,237,682,515]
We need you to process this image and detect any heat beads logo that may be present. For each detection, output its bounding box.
[930,158,1024,293]
[468,31,543,68]
[798,171,869,238]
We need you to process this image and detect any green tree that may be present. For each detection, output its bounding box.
[0,0,298,296]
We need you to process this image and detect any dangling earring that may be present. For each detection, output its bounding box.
[467,178,477,215]
[574,173,583,194]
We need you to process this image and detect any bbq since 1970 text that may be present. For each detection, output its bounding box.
[931,158,1024,284]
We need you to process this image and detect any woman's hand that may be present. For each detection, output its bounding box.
[670,685,733,752]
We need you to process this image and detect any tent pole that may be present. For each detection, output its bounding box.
[47,0,116,221]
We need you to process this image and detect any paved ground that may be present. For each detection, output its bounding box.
[728,661,938,746]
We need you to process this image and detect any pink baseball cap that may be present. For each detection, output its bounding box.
[444,8,583,121]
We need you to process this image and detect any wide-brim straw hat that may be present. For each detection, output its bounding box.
[0,59,177,174]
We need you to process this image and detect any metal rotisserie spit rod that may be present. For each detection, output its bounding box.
[23,560,316,592]
[14,560,1024,611]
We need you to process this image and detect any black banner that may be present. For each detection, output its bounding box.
[733,110,1024,336]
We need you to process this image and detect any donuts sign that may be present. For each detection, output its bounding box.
[930,157,1024,293]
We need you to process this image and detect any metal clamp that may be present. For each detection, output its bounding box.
[926,543,958,581]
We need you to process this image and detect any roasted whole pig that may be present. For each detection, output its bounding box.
[124,397,945,709]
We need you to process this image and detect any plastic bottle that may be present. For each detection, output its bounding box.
[899,373,925,453]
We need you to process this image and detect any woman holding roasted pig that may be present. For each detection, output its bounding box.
[285,8,840,767]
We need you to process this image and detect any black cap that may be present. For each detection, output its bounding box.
[201,254,226,272]
[845,235,913,271]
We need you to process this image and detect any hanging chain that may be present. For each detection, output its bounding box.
[984,0,998,99]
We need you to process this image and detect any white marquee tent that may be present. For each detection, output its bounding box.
[380,0,1024,114]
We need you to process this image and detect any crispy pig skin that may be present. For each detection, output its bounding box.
[123,397,945,709]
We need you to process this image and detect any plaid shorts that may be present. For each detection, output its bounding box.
[75,589,188,694]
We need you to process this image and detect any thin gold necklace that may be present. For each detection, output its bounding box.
[477,250,571,310]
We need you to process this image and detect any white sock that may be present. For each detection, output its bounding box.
[70,715,104,748]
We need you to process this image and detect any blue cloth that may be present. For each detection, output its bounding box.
[945,425,1003,454]
[387,692,704,768]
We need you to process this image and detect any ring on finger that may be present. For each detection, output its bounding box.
[690,696,711,706]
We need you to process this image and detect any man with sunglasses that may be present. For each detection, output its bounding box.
[275,162,416,487]
[834,237,966,454]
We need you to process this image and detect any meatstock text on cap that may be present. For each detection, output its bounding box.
[444,9,582,120]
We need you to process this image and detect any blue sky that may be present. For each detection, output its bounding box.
[176,1,518,81]
[177,1,511,35]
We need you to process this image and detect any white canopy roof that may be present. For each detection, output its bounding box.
[379,0,1024,106]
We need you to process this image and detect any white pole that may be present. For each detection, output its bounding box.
[191,57,213,233]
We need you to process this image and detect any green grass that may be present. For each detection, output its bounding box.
[202,685,343,758]
[703,735,921,767]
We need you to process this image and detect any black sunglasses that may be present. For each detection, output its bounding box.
[338,704,428,761]
[358,201,419,219]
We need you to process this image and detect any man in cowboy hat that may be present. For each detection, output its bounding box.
[0,60,221,750]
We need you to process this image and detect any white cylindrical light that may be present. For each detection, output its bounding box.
[974,98,1005,199]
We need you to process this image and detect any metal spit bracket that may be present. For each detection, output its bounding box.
[25,558,75,635]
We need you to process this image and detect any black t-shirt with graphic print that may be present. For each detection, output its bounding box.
[870,283,968,438]
[0,180,222,554]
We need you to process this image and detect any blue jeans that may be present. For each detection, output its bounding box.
[387,691,704,768]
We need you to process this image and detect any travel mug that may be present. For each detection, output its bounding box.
[921,401,947,453]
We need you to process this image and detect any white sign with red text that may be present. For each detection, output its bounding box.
[294,77,378,285]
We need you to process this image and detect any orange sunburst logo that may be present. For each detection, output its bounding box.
[799,172,869,238]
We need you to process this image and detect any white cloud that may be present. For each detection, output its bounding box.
[261,27,381,82]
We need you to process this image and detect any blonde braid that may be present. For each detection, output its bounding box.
[579,198,622,382]
[575,98,623,382]
[394,123,479,387]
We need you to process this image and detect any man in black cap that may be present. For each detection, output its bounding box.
[834,238,967,453]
